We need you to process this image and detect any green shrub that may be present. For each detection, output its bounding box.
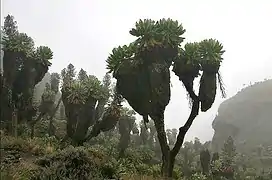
[1,135,59,156]
[28,146,118,180]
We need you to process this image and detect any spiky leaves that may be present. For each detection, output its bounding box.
[198,39,226,111]
[107,18,186,76]
[2,33,34,55]
[106,44,136,77]
[106,20,186,176]
[108,49,150,121]
[61,67,111,144]
[173,39,225,111]
[106,19,185,123]
[2,26,53,67]
[129,18,185,51]
[66,82,88,105]
[173,42,201,86]
[34,46,53,67]
[199,39,225,72]
[62,74,106,106]
[173,39,224,77]
[1,15,53,125]
[1,14,53,87]
[172,43,200,108]
[106,18,226,177]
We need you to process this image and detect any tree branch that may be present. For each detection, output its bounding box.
[170,81,200,157]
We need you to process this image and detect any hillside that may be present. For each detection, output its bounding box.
[212,79,272,152]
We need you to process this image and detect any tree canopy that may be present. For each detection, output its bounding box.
[1,15,53,129]
[106,18,226,177]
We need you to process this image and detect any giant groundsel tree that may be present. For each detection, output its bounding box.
[61,65,111,145]
[0,15,53,133]
[106,18,226,177]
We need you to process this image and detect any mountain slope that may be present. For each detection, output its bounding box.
[211,79,272,152]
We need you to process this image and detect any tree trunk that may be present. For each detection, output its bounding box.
[118,131,131,158]
[153,118,170,177]
[48,97,62,136]
[153,82,200,178]
[30,123,35,139]
[48,118,54,136]
[12,109,18,137]
[200,149,211,175]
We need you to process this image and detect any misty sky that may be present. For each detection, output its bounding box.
[2,0,272,142]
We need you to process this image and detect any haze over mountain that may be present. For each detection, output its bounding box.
[212,79,272,151]
[2,0,272,142]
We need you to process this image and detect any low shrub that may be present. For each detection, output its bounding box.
[27,146,118,179]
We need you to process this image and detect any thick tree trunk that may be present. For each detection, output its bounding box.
[153,118,170,177]
[153,81,200,178]
[48,118,54,136]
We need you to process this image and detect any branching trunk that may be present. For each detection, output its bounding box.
[168,97,199,176]
[29,98,62,138]
[154,81,200,178]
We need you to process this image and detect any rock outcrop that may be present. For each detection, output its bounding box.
[212,79,272,152]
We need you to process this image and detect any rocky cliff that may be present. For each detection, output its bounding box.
[212,79,272,152]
